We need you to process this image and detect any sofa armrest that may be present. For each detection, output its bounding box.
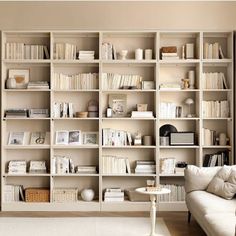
[184,165,221,194]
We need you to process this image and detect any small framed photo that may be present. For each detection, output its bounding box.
[55,131,69,145]
[68,130,81,145]
[30,132,50,145]
[8,69,30,89]
[82,132,98,145]
[109,94,127,117]
[8,132,25,145]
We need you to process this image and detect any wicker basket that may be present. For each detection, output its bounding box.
[52,188,78,203]
[125,188,150,202]
[25,188,50,202]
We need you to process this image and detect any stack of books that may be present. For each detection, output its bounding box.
[53,102,74,118]
[29,161,47,173]
[29,109,49,118]
[102,155,130,174]
[135,160,156,174]
[160,158,176,174]
[104,188,124,202]
[203,151,230,167]
[8,160,27,174]
[78,51,95,60]
[159,102,177,118]
[202,128,217,146]
[54,43,77,60]
[161,46,179,60]
[27,81,49,89]
[202,100,229,118]
[4,185,24,202]
[159,184,185,202]
[75,165,97,174]
[131,111,154,118]
[202,72,228,89]
[5,109,28,118]
[203,42,224,59]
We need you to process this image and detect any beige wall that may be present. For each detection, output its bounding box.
[0,1,235,30]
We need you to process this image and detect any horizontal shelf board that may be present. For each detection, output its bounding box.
[52,118,99,120]
[203,117,232,120]
[53,145,99,149]
[202,59,232,63]
[159,146,199,149]
[101,59,156,64]
[102,200,150,205]
[159,59,200,64]
[102,117,156,120]
[202,89,232,92]
[202,146,231,149]
[52,59,99,64]
[159,201,186,204]
[3,173,50,177]
[52,174,99,177]
[4,145,50,149]
[53,89,99,92]
[159,118,199,120]
[159,173,184,177]
[3,117,50,120]
[4,89,51,92]
[102,89,156,93]
[102,145,156,149]
[102,174,156,177]
[3,59,51,64]
[159,89,200,92]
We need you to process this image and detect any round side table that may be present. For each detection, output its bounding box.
[136,187,171,236]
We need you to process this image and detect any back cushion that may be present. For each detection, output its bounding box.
[184,165,221,193]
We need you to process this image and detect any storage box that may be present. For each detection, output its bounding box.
[125,188,149,202]
[52,188,78,203]
[25,188,50,202]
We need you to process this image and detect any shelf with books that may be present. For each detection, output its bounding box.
[4,89,51,92]
[102,89,156,93]
[53,89,99,92]
[159,146,200,149]
[102,146,156,149]
[52,59,100,64]
[202,146,231,149]
[3,173,51,177]
[4,145,51,150]
[53,145,99,149]
[101,60,156,64]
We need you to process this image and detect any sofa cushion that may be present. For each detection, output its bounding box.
[186,191,236,216]
[207,166,236,200]
[184,165,221,193]
[205,213,236,236]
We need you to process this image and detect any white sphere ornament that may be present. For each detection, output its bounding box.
[81,189,95,202]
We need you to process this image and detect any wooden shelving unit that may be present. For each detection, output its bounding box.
[1,30,234,212]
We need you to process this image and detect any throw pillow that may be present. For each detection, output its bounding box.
[207,166,236,200]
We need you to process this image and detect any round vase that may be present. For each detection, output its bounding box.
[81,189,95,202]
[6,77,16,89]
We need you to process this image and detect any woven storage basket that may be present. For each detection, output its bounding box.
[125,188,149,202]
[25,188,50,202]
[52,188,78,203]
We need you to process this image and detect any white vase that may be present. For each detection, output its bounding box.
[81,189,95,202]
[6,77,16,89]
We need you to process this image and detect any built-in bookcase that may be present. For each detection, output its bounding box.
[1,30,234,212]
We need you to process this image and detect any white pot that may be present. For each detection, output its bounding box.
[6,77,16,89]
[81,189,95,202]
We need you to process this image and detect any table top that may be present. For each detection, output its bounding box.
[135,187,171,195]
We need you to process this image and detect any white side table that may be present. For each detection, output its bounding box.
[136,187,171,236]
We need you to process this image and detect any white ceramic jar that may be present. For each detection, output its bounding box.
[81,189,95,202]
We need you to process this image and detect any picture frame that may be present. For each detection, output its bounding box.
[68,130,81,145]
[30,132,50,145]
[8,69,30,89]
[8,131,25,145]
[108,94,127,117]
[55,131,69,145]
[82,132,99,145]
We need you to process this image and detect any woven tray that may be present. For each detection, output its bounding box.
[25,188,50,202]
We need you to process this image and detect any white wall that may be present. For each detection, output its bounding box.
[0,2,235,30]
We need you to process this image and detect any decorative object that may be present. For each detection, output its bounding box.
[8,69,30,89]
[8,132,25,145]
[82,132,98,145]
[184,98,194,117]
[52,188,78,202]
[137,104,148,112]
[186,43,194,59]
[160,136,169,146]
[218,133,229,146]
[75,112,88,118]
[145,49,152,60]
[108,94,127,117]
[182,45,185,59]
[143,135,153,146]
[25,188,50,202]
[147,179,155,187]
[106,107,112,117]
[81,188,95,201]
[135,48,143,60]
[134,131,142,145]
[88,100,98,117]
[119,50,128,60]
[68,131,81,145]
[30,132,50,145]
[142,81,155,90]
[170,132,195,146]
[175,106,182,118]
[188,70,195,89]
[6,77,16,89]
[159,124,178,137]
[181,78,190,89]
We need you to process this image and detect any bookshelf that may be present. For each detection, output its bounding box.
[1,30,234,212]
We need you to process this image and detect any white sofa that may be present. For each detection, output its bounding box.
[185,165,236,236]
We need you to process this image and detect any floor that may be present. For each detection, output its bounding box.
[0,211,206,236]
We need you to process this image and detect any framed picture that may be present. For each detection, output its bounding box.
[68,130,81,145]
[30,132,50,145]
[55,131,69,145]
[8,69,30,89]
[82,132,98,145]
[108,94,127,117]
[8,132,25,145]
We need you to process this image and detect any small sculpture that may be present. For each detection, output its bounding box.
[182,78,190,89]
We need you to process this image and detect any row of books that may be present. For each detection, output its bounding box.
[5,43,49,60]
[102,155,130,174]
[5,109,49,118]
[160,158,176,174]
[203,42,224,59]
[54,43,77,60]
[202,100,229,118]
[202,128,217,146]
[159,102,177,119]
[101,42,115,60]
[27,81,50,89]
[4,185,24,202]
[202,72,228,89]
[203,151,230,167]
[102,128,132,146]
[53,72,98,90]
[159,184,185,202]
[53,102,74,118]
[135,160,155,174]
[104,188,124,202]
[102,73,142,90]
